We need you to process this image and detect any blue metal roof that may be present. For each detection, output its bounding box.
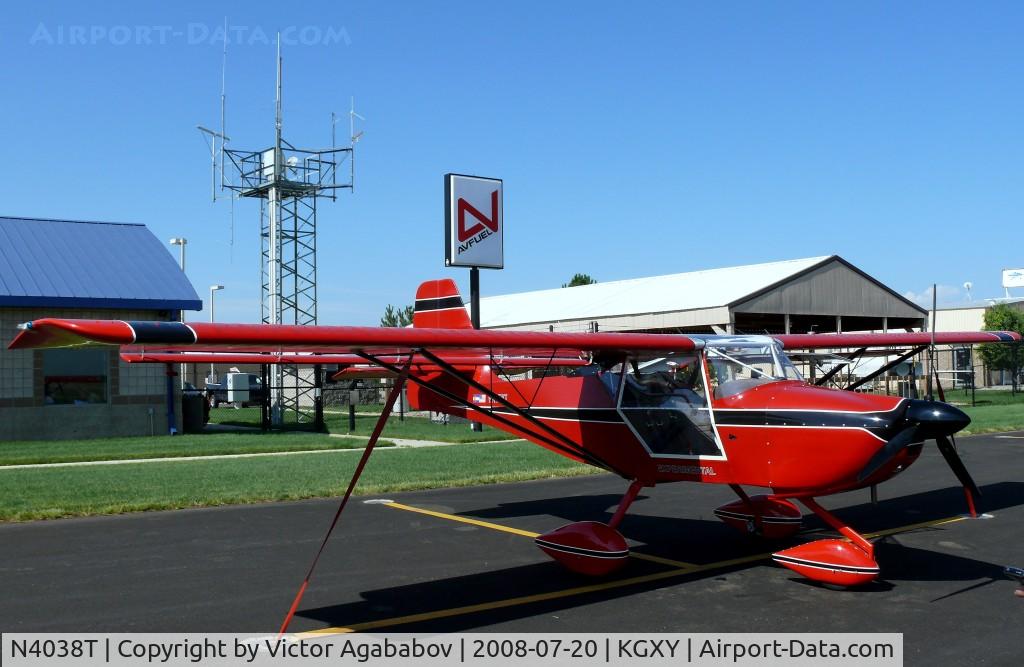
[0,216,201,311]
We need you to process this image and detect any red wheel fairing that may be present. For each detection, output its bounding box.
[535,521,629,576]
[772,539,879,587]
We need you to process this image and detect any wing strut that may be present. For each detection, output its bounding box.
[357,350,622,476]
[277,361,412,637]
[813,347,867,387]
[492,347,561,408]
[846,345,927,391]
[416,348,622,475]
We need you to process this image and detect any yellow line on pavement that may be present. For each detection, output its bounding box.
[381,501,698,569]
[292,506,967,637]
[864,515,965,539]
[383,501,540,538]
[296,550,771,637]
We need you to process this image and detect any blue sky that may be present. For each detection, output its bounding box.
[1,2,1021,324]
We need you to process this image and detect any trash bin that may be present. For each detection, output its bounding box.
[182,393,207,433]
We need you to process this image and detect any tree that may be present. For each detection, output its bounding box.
[380,304,414,328]
[978,304,1024,394]
[562,273,597,288]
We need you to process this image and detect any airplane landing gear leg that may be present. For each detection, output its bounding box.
[771,497,879,587]
[608,479,644,530]
[714,485,803,539]
[535,479,643,576]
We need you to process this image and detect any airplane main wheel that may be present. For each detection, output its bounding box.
[714,495,803,539]
[535,521,629,576]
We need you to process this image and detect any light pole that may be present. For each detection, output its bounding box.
[168,238,188,389]
[169,237,187,273]
[208,285,224,382]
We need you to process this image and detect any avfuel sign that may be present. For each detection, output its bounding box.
[445,174,503,269]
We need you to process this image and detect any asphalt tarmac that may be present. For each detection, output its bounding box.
[1,432,1022,664]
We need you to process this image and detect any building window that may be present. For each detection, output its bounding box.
[953,348,973,388]
[42,349,109,405]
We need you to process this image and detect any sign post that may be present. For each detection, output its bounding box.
[470,267,481,329]
[445,173,503,432]
[445,173,504,328]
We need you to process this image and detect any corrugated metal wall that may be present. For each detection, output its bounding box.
[732,259,925,320]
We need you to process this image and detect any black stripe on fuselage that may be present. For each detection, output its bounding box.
[126,321,197,344]
[489,407,623,423]
[414,296,464,312]
[485,406,903,437]
[713,409,902,437]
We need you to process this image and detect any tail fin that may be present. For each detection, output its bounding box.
[413,279,473,329]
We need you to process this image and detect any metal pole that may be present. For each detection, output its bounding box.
[275,34,282,153]
[208,285,223,382]
[169,239,188,390]
[268,33,285,426]
[181,243,186,390]
[469,266,482,431]
[314,364,324,432]
[210,287,215,382]
[470,267,480,329]
[220,16,227,193]
[165,363,178,435]
[927,283,937,400]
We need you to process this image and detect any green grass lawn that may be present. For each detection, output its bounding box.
[961,402,1024,435]
[208,406,514,442]
[943,387,1024,407]
[0,432,382,466]
[328,403,386,413]
[206,407,263,428]
[0,441,598,521]
[939,387,1024,434]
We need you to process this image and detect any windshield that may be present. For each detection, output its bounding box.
[706,343,801,399]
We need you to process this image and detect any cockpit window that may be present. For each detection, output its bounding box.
[706,343,801,399]
[618,354,722,457]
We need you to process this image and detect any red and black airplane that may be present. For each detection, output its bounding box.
[9,278,1021,588]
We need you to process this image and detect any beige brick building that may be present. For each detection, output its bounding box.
[0,217,201,441]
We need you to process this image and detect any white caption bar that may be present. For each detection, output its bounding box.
[2,633,902,666]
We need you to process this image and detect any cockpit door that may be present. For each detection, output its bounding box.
[616,353,726,459]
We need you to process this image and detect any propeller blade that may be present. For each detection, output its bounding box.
[935,435,982,499]
[858,425,919,483]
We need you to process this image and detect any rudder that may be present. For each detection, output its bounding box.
[413,279,472,329]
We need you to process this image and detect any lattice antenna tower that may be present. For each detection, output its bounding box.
[202,32,358,425]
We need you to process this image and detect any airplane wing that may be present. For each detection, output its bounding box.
[8,319,704,359]
[775,331,1019,349]
[10,320,1018,357]
[119,351,589,367]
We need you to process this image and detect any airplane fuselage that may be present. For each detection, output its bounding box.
[409,366,921,496]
